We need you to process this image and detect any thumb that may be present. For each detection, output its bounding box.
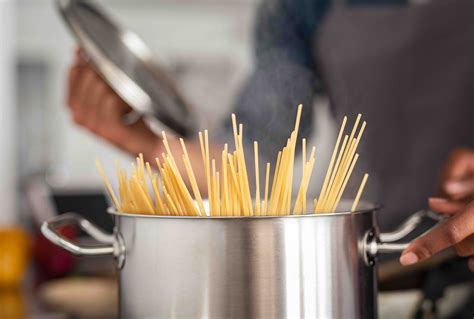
[400,203,474,265]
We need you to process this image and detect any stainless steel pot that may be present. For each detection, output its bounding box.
[41,201,442,318]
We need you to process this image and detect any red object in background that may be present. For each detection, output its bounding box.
[33,225,76,279]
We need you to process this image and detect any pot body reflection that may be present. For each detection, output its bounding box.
[116,202,378,319]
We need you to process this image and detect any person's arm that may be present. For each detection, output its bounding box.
[66,49,214,190]
[230,0,329,162]
[67,49,162,160]
[400,148,474,272]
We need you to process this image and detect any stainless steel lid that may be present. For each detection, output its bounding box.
[57,0,196,137]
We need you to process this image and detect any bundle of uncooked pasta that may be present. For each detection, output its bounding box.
[96,105,369,216]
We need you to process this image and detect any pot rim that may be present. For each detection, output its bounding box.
[107,202,382,219]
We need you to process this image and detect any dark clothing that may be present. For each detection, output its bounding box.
[229,0,474,232]
[232,0,406,166]
[227,2,474,316]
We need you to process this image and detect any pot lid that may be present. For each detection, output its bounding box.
[56,0,196,137]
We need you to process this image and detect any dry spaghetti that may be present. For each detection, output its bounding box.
[97,105,369,216]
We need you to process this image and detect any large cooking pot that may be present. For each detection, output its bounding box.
[41,201,442,318]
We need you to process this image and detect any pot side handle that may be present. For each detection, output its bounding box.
[365,210,446,259]
[41,212,118,256]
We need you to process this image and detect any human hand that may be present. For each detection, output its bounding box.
[400,148,474,271]
[66,48,221,191]
[66,48,160,159]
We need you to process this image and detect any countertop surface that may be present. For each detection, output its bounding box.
[4,280,472,319]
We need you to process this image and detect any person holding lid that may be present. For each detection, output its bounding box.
[66,0,473,316]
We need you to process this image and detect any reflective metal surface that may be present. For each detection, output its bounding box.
[379,210,444,243]
[41,202,441,318]
[365,210,443,258]
[41,212,115,256]
[115,202,378,318]
[56,0,196,136]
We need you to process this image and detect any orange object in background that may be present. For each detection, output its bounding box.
[0,227,30,287]
[0,288,25,319]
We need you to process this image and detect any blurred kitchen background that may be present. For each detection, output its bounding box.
[0,0,338,317]
[1,0,259,317]
[11,0,256,222]
[5,0,345,225]
[2,0,470,318]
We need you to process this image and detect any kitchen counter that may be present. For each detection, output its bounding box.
[1,276,117,319]
[3,274,471,318]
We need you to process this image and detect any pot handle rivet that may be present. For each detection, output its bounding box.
[363,210,445,264]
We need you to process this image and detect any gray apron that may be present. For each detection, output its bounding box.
[314,0,474,232]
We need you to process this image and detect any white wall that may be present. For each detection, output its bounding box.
[0,0,17,225]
